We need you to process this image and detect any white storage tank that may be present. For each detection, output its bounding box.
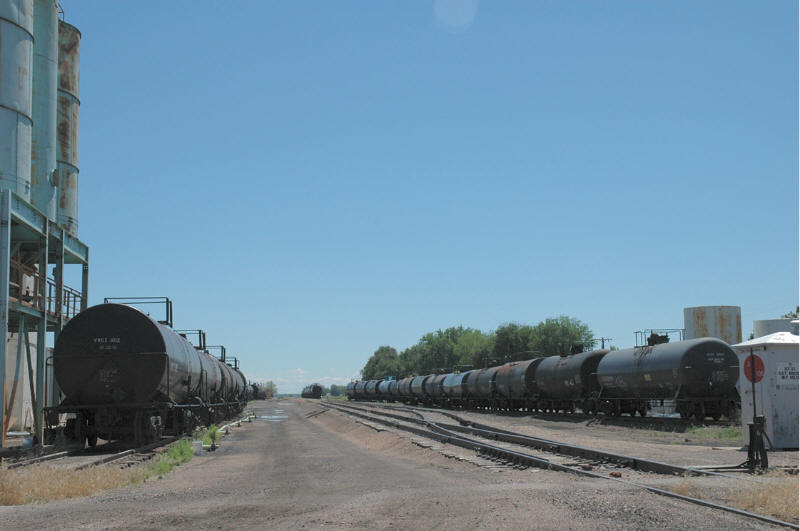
[753,318,798,339]
[733,332,799,450]
[0,0,34,201]
[684,306,742,345]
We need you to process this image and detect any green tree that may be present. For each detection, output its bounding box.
[401,327,487,375]
[361,346,400,380]
[493,323,537,364]
[397,344,420,376]
[328,384,344,396]
[416,327,465,374]
[782,307,799,319]
[454,328,493,369]
[528,316,593,357]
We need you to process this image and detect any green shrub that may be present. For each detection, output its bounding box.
[199,424,221,446]
[167,439,194,464]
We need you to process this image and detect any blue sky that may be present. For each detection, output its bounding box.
[64,1,797,393]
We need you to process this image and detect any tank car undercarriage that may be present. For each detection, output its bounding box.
[44,398,247,447]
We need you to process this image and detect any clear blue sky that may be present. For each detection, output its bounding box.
[64,1,797,393]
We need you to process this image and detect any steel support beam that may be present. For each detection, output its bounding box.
[54,227,64,332]
[35,223,48,441]
[0,191,11,447]
[81,248,88,311]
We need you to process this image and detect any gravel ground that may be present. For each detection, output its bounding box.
[0,399,788,529]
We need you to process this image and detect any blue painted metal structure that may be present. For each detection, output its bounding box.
[0,2,88,448]
[0,188,89,447]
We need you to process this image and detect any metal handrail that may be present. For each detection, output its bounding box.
[9,258,82,320]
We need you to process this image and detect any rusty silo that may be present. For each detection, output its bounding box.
[30,0,58,219]
[0,0,34,201]
[55,19,80,236]
[683,306,742,345]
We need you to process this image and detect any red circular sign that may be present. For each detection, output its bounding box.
[744,354,765,383]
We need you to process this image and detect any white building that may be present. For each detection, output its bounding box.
[733,332,799,450]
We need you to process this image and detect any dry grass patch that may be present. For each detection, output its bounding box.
[0,464,146,505]
[729,471,799,523]
[670,475,702,498]
[0,439,196,505]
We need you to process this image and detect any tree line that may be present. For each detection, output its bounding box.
[360,316,593,380]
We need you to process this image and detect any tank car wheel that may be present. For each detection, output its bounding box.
[638,409,647,417]
[65,418,77,441]
[711,414,720,421]
[87,434,98,447]
[134,411,156,446]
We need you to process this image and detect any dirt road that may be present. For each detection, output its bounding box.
[0,399,780,529]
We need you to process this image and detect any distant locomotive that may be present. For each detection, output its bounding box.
[46,303,248,446]
[348,337,740,421]
[301,383,323,399]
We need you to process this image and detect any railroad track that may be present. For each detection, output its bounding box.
[4,436,180,471]
[323,401,798,530]
[350,400,737,431]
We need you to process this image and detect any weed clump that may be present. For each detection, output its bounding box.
[194,424,221,447]
[670,475,701,498]
[147,438,195,477]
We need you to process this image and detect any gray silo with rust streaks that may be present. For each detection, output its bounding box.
[31,0,58,219]
[56,19,80,235]
[0,0,34,201]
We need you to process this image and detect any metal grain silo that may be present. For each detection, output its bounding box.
[30,0,57,219]
[55,19,80,235]
[0,0,34,201]
[683,306,742,345]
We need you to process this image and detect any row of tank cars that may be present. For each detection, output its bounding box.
[45,303,251,447]
[347,337,741,421]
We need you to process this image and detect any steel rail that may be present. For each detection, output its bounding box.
[324,402,798,530]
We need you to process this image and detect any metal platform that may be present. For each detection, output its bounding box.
[0,189,89,447]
